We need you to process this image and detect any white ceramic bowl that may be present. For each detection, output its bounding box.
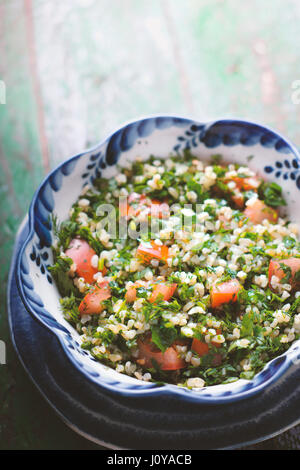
[16,115,300,403]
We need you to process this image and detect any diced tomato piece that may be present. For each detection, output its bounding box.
[149,199,170,219]
[125,287,137,303]
[231,191,245,209]
[137,241,169,264]
[119,194,146,219]
[191,338,209,356]
[137,336,186,371]
[191,338,222,365]
[268,257,300,289]
[149,283,177,303]
[125,282,176,304]
[192,327,222,355]
[244,199,278,224]
[129,194,148,218]
[231,176,261,191]
[65,238,101,284]
[119,199,130,218]
[224,176,261,209]
[211,279,242,309]
[78,280,111,315]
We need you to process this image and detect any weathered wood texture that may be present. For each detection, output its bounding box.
[1,0,300,449]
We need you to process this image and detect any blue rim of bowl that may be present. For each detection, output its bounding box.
[16,114,300,404]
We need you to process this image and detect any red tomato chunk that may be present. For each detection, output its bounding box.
[65,238,107,284]
[268,257,300,289]
[137,337,186,371]
[244,199,278,224]
[211,279,242,309]
[79,280,111,315]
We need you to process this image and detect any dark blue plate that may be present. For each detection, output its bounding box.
[7,220,300,449]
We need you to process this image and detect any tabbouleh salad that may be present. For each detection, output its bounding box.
[49,153,300,390]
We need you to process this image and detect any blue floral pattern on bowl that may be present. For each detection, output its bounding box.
[264,157,300,189]
[16,116,300,403]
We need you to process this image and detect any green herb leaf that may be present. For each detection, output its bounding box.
[240,312,254,337]
[258,182,286,208]
[150,325,177,352]
[48,256,79,297]
[279,263,292,284]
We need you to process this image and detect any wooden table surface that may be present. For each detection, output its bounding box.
[1,0,300,450]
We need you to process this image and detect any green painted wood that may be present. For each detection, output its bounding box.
[0,0,99,450]
[1,0,300,449]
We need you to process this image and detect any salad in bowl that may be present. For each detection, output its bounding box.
[17,116,300,402]
[49,153,300,389]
